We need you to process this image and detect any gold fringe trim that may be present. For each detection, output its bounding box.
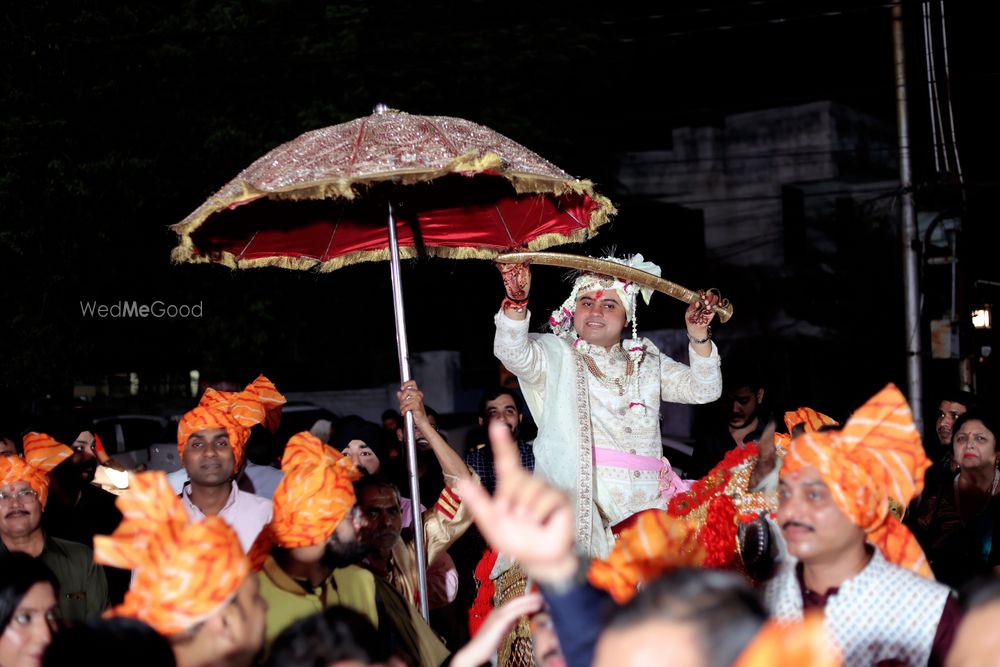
[170,222,611,273]
[171,151,617,270]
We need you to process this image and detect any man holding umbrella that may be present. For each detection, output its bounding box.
[494,255,722,557]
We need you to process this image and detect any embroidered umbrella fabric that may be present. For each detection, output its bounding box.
[171,105,614,269]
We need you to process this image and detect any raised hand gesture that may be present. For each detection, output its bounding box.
[457,421,578,584]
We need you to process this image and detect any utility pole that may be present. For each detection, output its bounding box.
[892,1,924,433]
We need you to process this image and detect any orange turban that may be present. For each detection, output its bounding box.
[93,471,249,636]
[781,384,933,577]
[734,613,841,667]
[177,375,285,469]
[248,432,360,569]
[774,407,839,451]
[588,509,706,604]
[0,433,74,507]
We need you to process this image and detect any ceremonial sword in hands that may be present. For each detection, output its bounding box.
[496,251,734,323]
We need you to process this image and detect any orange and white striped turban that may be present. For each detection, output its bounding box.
[248,432,361,569]
[93,471,249,636]
[774,407,839,451]
[177,375,285,469]
[588,509,706,604]
[781,384,933,577]
[0,433,74,507]
[734,613,841,667]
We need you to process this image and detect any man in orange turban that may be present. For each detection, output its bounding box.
[253,431,451,666]
[0,433,109,624]
[94,471,266,667]
[251,431,375,643]
[765,384,961,667]
[175,375,283,552]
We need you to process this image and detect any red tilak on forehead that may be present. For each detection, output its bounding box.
[594,290,604,299]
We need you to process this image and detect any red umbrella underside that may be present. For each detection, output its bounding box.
[187,173,604,269]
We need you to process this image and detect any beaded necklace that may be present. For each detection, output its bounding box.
[579,345,635,396]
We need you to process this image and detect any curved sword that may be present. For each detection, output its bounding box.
[496,251,733,323]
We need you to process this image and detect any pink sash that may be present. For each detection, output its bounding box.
[594,447,691,501]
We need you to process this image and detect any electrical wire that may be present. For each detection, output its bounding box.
[921,2,945,173]
[938,0,965,187]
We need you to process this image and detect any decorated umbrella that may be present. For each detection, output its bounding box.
[171,104,615,619]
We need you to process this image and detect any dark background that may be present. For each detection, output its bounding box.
[2,0,998,425]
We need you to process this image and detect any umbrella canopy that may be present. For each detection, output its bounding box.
[171,107,615,270]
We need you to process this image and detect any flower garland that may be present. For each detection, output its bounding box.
[468,546,498,637]
[700,494,741,567]
[667,443,764,567]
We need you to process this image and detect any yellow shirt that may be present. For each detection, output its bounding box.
[259,556,378,645]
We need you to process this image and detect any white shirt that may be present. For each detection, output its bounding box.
[179,480,272,553]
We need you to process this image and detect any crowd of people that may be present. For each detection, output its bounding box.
[1,254,999,667]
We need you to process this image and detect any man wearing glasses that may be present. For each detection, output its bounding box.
[0,432,109,625]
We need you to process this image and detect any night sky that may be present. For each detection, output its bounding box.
[3,1,998,421]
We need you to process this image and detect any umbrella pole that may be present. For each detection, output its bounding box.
[387,201,431,622]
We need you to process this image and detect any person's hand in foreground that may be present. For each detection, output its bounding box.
[450,592,544,667]
[457,420,578,584]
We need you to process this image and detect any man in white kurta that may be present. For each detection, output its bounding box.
[494,255,722,557]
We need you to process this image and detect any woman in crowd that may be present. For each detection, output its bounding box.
[0,553,60,667]
[909,409,1000,588]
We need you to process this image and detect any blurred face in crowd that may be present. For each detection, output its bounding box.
[184,574,267,667]
[226,574,268,661]
[937,400,968,447]
[343,440,381,476]
[479,394,522,440]
[358,486,402,552]
[415,412,438,450]
[396,412,438,452]
[777,466,865,567]
[287,505,368,567]
[530,611,566,667]
[594,619,702,667]
[953,419,997,474]
[0,481,42,541]
[727,386,763,429]
[69,430,98,483]
[946,599,1000,667]
[573,290,627,349]
[325,506,369,567]
[0,581,59,667]
[0,439,17,457]
[182,428,235,487]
